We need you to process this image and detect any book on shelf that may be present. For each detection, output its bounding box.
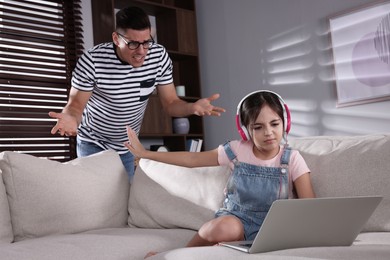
[196,139,203,152]
[186,139,198,152]
[186,138,203,152]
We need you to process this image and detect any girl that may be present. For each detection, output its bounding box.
[125,90,315,251]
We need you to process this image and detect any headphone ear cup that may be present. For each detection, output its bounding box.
[240,125,250,141]
[284,104,291,134]
[236,115,249,141]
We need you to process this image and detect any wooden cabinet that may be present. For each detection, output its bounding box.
[91,0,203,151]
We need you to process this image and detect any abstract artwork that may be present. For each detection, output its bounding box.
[329,0,390,107]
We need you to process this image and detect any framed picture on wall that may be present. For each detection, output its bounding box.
[329,0,390,107]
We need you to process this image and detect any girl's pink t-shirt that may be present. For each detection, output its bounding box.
[217,140,310,197]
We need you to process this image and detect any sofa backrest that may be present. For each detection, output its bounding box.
[129,134,390,233]
[0,150,130,242]
[289,133,390,232]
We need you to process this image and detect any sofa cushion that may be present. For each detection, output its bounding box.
[289,134,390,232]
[150,232,390,260]
[0,150,129,242]
[0,227,196,260]
[128,159,231,230]
[0,171,13,244]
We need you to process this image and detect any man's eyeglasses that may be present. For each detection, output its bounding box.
[117,32,154,50]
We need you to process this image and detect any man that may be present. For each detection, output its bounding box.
[49,6,225,182]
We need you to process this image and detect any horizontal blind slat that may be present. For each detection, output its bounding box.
[0,0,83,160]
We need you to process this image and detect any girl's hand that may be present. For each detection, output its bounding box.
[124,126,148,158]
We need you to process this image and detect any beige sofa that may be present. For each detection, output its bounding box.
[0,134,389,260]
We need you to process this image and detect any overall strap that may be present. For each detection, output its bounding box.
[280,145,292,167]
[279,145,291,199]
[223,141,238,164]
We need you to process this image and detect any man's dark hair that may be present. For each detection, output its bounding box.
[116,6,151,31]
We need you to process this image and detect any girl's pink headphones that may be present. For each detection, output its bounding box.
[235,90,291,141]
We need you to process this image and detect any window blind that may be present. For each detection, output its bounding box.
[0,0,84,161]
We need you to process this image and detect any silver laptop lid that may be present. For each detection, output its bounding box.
[248,196,382,253]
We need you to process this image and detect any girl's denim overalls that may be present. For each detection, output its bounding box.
[215,142,291,240]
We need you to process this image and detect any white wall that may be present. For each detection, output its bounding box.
[195,0,390,149]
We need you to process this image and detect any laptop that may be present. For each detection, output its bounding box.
[219,196,382,253]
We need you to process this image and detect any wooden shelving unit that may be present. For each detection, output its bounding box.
[91,0,203,151]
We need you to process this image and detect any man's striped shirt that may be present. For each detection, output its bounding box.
[71,42,173,154]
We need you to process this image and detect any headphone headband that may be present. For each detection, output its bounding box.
[235,90,291,141]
